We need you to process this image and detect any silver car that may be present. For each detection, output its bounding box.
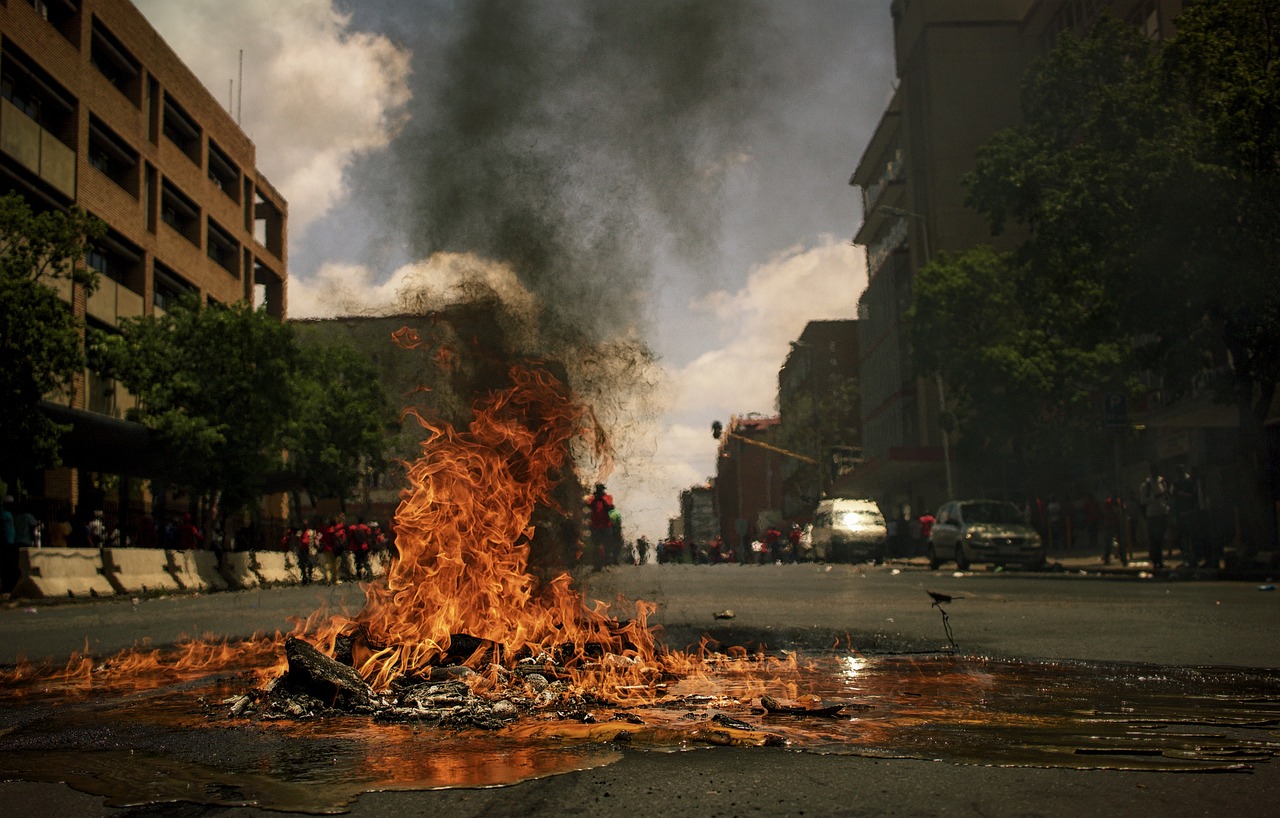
[928,500,1045,571]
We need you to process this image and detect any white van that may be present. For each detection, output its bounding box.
[810,498,887,563]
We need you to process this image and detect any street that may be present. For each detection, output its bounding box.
[3,562,1280,817]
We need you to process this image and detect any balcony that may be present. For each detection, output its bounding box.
[0,97,75,197]
[86,277,144,328]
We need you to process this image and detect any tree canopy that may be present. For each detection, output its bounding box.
[910,1,1279,536]
[0,194,104,486]
[284,339,393,512]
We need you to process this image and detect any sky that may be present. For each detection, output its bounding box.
[134,0,897,541]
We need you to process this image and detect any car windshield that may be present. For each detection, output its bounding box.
[960,502,1025,525]
[836,510,883,528]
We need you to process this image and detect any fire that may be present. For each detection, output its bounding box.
[0,352,714,705]
[307,363,691,700]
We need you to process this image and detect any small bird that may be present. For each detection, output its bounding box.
[927,590,964,607]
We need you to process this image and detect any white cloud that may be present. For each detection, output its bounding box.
[607,237,866,540]
[287,252,537,321]
[135,0,411,234]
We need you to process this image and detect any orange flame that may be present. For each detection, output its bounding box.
[310,364,685,700]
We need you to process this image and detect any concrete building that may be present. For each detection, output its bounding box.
[777,319,861,521]
[1,0,287,516]
[846,0,1182,520]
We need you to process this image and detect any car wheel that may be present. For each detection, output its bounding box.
[954,545,970,571]
[928,545,942,570]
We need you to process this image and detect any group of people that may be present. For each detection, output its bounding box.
[282,516,389,585]
[1022,463,1219,570]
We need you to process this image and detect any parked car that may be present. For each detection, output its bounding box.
[928,500,1045,571]
[810,498,887,563]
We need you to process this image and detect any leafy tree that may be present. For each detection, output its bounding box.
[921,2,1279,544]
[285,339,393,515]
[910,245,1127,494]
[98,299,297,525]
[0,194,104,487]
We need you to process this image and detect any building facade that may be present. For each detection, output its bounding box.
[847,0,1183,520]
[712,414,785,561]
[1,0,287,515]
[777,319,861,520]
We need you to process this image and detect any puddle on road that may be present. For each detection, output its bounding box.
[2,653,1279,813]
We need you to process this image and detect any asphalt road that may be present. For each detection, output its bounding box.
[3,562,1280,817]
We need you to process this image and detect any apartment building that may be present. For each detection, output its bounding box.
[847,0,1181,519]
[1,0,287,511]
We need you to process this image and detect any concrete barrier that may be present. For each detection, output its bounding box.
[101,547,182,595]
[169,550,229,592]
[13,547,116,599]
[254,551,300,585]
[220,551,260,590]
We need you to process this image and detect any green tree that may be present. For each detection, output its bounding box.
[285,339,392,515]
[99,299,297,525]
[929,2,1279,543]
[910,246,1127,493]
[0,194,104,487]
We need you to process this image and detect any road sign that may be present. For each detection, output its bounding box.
[1104,393,1128,428]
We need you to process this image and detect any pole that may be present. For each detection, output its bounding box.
[936,372,954,499]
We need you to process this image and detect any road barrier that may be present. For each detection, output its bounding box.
[220,552,261,590]
[10,548,387,599]
[254,551,301,585]
[13,547,116,599]
[101,547,182,595]
[169,550,228,593]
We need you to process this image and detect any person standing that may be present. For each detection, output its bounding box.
[348,516,373,580]
[1171,465,1203,568]
[586,484,614,572]
[1102,490,1128,565]
[1138,466,1170,570]
[1,496,16,594]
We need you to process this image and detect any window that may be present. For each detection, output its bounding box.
[206,217,239,275]
[90,17,142,105]
[29,0,80,44]
[161,93,201,164]
[152,261,196,313]
[160,178,199,246]
[207,140,241,203]
[0,49,75,144]
[87,115,139,195]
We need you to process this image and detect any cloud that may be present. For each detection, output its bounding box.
[287,252,537,321]
[134,0,411,234]
[605,237,866,539]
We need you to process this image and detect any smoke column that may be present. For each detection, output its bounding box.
[352,0,771,346]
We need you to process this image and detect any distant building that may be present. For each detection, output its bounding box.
[777,319,861,521]
[1,0,286,525]
[679,484,718,559]
[713,414,784,560]
[847,0,1182,519]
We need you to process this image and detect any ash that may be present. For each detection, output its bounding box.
[221,636,632,732]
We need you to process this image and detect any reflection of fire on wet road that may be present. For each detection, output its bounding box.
[2,361,1280,812]
[3,652,1280,813]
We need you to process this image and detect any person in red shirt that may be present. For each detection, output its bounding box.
[348,517,373,580]
[586,484,614,571]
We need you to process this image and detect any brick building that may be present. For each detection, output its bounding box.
[713,414,785,561]
[1,0,287,517]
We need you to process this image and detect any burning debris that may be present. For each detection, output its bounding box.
[211,361,812,743]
